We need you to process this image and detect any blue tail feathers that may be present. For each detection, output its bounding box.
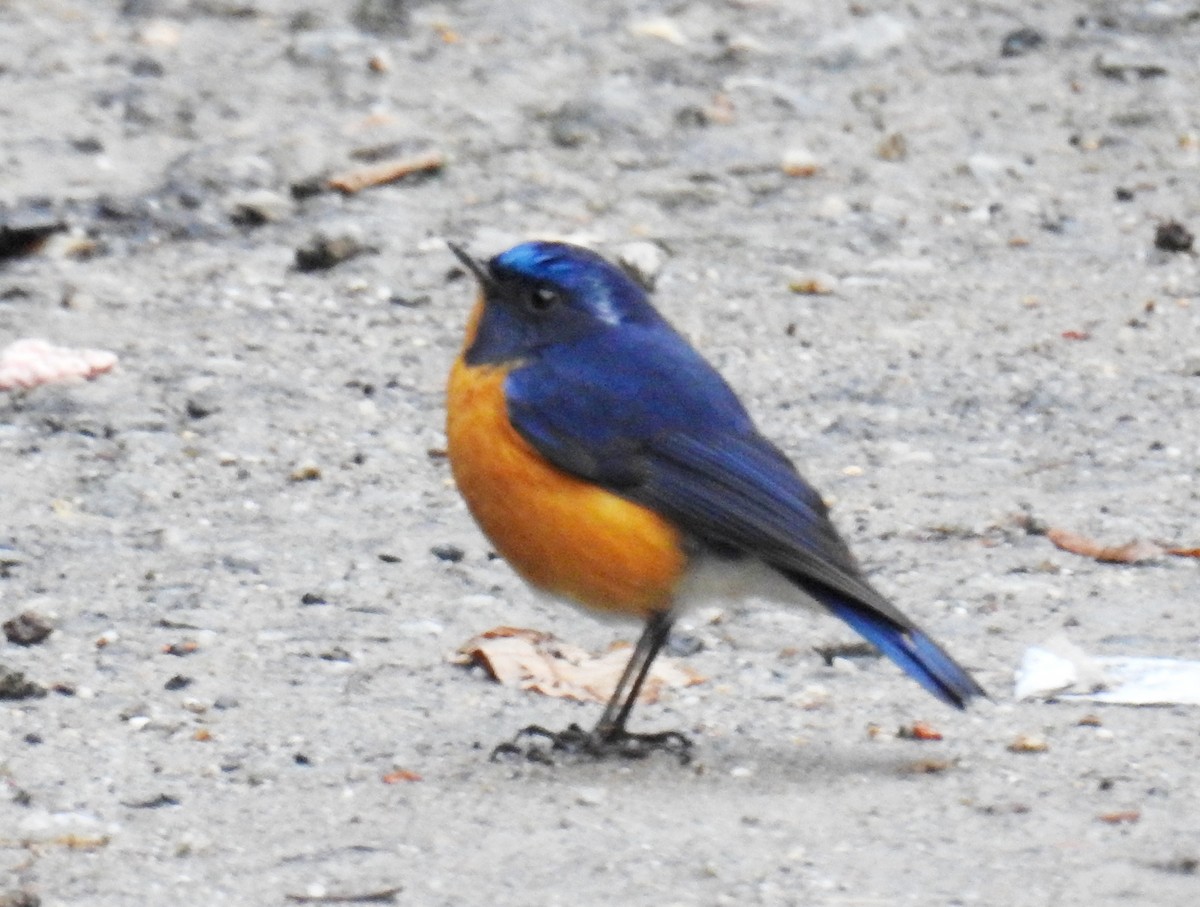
[819,595,986,709]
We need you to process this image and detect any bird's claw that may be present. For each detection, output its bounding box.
[489,723,693,765]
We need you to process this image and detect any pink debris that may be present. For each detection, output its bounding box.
[0,338,118,391]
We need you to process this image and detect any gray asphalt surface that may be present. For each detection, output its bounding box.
[2,2,1198,905]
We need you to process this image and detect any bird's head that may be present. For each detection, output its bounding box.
[450,241,661,366]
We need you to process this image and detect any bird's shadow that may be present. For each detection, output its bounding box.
[486,728,938,789]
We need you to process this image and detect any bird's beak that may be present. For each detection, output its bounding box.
[447,242,495,290]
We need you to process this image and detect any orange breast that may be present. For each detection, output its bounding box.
[446,322,686,619]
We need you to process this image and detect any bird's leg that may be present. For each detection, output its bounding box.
[490,612,692,763]
[593,610,673,738]
[588,610,693,761]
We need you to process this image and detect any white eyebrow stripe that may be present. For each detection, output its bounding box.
[582,277,622,326]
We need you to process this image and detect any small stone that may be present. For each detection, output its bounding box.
[1000,27,1044,58]
[1094,52,1167,81]
[0,546,29,574]
[781,148,820,177]
[3,611,53,647]
[0,666,46,700]
[575,786,607,806]
[816,194,851,219]
[227,189,292,227]
[136,20,182,48]
[431,543,465,563]
[185,395,219,420]
[0,206,67,261]
[876,131,908,161]
[630,17,687,46]
[1154,220,1194,253]
[367,50,392,73]
[1007,734,1049,753]
[295,227,376,272]
[289,463,322,482]
[617,242,666,290]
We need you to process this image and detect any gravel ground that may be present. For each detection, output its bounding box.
[2,1,1199,905]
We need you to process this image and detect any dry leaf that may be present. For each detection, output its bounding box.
[453,626,704,704]
[1046,528,1165,564]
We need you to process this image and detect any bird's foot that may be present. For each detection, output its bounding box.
[490,723,693,765]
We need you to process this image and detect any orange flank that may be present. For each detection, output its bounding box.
[447,319,686,619]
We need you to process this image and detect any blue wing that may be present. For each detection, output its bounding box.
[506,325,985,708]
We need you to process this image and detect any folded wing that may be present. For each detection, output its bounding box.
[507,327,985,708]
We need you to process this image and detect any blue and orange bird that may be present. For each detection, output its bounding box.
[446,241,985,757]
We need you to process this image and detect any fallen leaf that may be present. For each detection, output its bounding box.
[453,626,704,704]
[0,338,118,391]
[1046,528,1165,564]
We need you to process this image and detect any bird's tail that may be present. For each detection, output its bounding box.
[811,588,987,709]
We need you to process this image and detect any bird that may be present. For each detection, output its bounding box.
[445,240,985,759]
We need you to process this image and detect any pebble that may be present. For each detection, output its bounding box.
[227,189,292,226]
[576,786,607,806]
[295,227,376,272]
[1000,27,1045,58]
[617,241,666,290]
[3,610,54,646]
[781,147,820,177]
[630,17,687,46]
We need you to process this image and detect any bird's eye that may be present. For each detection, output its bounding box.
[529,286,561,312]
